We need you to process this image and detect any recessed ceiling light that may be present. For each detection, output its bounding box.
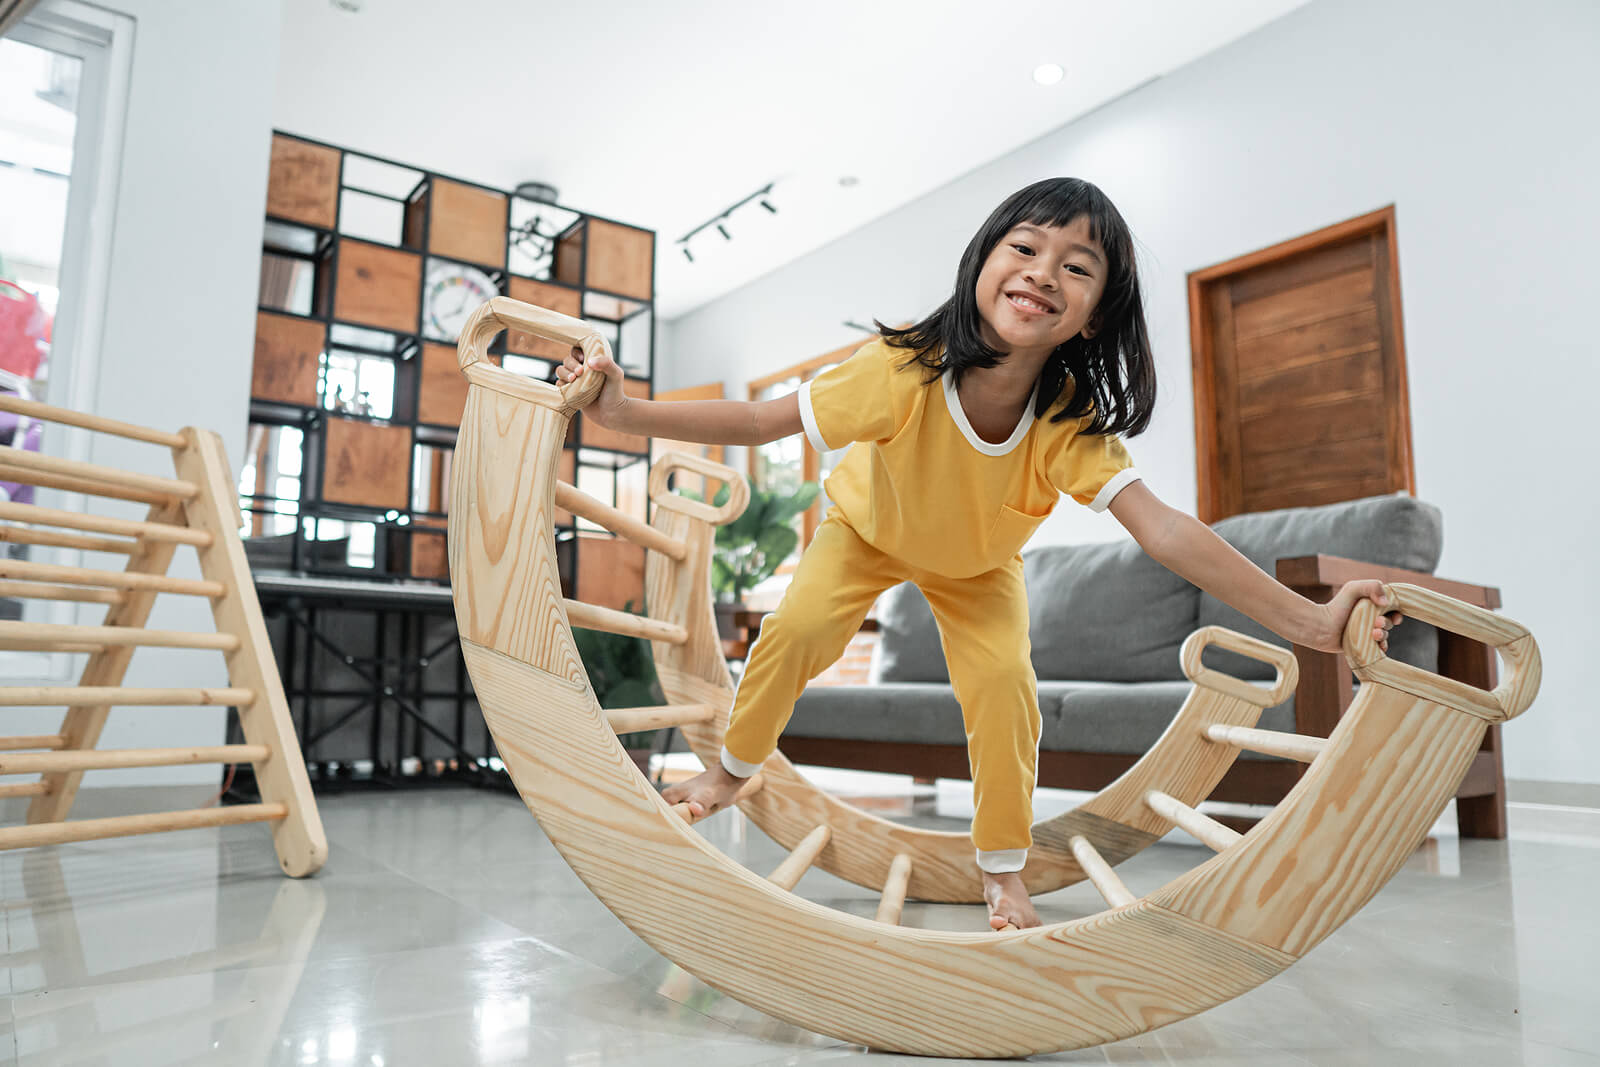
[839,176,859,188]
[1033,63,1064,86]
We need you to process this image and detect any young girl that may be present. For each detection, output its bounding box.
[556,177,1401,931]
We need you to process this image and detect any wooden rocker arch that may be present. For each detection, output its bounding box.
[449,296,1542,1058]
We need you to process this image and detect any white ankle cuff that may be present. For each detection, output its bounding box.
[976,848,1028,874]
[720,747,763,778]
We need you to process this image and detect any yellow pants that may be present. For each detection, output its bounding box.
[721,510,1041,873]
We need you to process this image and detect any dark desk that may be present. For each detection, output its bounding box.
[245,571,503,792]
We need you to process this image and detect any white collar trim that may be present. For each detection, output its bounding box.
[941,371,1038,456]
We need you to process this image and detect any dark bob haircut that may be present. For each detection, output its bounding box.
[876,177,1156,438]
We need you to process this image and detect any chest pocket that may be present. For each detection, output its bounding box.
[986,503,1051,566]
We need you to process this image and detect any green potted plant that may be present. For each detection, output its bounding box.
[570,600,667,771]
[681,475,820,640]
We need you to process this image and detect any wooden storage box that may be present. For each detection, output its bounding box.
[321,416,412,510]
[252,311,324,407]
[333,240,421,333]
[266,134,340,229]
[406,177,508,267]
[584,219,654,300]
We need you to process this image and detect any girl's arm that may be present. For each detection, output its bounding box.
[1107,480,1401,655]
[555,347,803,446]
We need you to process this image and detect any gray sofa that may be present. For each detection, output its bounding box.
[781,492,1510,837]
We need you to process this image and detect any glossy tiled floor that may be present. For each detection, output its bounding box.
[2,773,1597,1066]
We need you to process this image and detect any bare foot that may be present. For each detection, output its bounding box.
[982,871,1040,930]
[660,765,748,819]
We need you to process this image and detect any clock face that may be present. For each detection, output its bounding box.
[423,262,498,342]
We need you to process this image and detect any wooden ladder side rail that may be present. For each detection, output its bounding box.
[1277,552,1509,839]
[173,427,326,878]
[26,501,187,827]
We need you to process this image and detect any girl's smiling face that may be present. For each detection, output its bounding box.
[974,216,1108,360]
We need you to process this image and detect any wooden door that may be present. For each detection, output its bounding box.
[1189,207,1415,522]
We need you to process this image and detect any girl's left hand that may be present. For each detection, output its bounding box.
[1304,580,1404,655]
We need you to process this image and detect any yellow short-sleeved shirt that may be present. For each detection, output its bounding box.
[797,338,1140,579]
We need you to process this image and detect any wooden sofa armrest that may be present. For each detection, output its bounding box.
[1275,553,1500,609]
[1274,552,1509,839]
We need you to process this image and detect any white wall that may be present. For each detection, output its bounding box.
[663,0,1599,784]
[20,0,284,785]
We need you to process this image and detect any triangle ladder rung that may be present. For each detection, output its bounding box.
[766,824,831,891]
[1143,790,1243,852]
[1068,835,1136,909]
[1205,723,1327,763]
[874,853,914,925]
[605,704,716,733]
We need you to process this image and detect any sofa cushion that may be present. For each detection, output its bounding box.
[1023,540,1200,682]
[873,540,1200,684]
[1052,680,1299,760]
[1199,493,1442,679]
[790,679,1308,761]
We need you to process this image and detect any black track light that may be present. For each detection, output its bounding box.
[682,247,693,263]
[716,222,731,240]
[760,199,777,214]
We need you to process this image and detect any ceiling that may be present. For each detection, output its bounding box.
[275,0,1311,320]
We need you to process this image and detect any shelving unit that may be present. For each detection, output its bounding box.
[247,131,657,610]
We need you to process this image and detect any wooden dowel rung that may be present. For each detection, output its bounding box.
[670,772,765,824]
[0,781,49,799]
[0,522,138,555]
[0,621,239,652]
[1143,790,1243,853]
[1068,834,1137,909]
[1204,723,1328,763]
[565,599,688,646]
[0,394,187,448]
[0,559,224,598]
[554,481,689,561]
[0,734,67,752]
[0,579,125,605]
[0,686,255,707]
[0,462,176,507]
[0,445,197,500]
[0,802,286,851]
[874,853,914,925]
[0,501,211,546]
[766,824,831,891]
[606,703,716,733]
[0,743,268,776]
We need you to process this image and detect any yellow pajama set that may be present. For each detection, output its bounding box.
[721,339,1140,873]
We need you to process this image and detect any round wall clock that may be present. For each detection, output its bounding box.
[423,261,498,342]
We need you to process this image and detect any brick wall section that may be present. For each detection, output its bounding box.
[811,631,879,686]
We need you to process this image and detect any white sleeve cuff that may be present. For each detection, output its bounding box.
[797,380,830,453]
[1087,468,1142,513]
[975,848,1028,874]
[720,746,764,778]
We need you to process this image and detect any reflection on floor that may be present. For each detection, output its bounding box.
[2,770,1597,1066]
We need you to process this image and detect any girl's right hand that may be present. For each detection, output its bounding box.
[554,345,628,428]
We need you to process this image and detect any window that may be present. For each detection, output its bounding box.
[0,2,132,680]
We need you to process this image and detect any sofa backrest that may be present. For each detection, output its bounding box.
[1198,492,1442,679]
[874,537,1200,684]
[874,491,1443,685]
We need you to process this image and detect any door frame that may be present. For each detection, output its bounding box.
[1187,205,1414,523]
